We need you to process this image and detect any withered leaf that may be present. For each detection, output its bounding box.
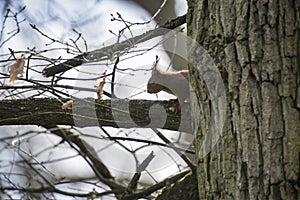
[9,58,25,83]
[61,97,73,110]
[97,71,107,101]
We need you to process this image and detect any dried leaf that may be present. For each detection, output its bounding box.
[9,58,25,83]
[61,97,73,110]
[97,71,107,101]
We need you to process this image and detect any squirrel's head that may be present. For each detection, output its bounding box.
[147,67,165,93]
[147,55,174,94]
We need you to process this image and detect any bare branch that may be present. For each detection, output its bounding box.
[48,127,126,193]
[0,6,26,48]
[42,14,186,77]
[152,128,196,172]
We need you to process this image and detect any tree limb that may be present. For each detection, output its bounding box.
[0,98,192,133]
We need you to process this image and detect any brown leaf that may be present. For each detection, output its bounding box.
[9,58,25,83]
[61,97,73,110]
[97,71,107,101]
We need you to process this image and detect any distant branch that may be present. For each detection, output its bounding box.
[42,14,186,77]
[0,6,26,48]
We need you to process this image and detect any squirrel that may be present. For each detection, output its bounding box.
[147,56,189,112]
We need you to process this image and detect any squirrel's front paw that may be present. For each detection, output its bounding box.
[169,99,181,114]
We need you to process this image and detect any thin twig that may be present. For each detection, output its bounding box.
[111,57,119,98]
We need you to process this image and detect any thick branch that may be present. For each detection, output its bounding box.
[0,98,192,133]
[42,14,186,77]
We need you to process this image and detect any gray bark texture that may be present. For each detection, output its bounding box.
[187,0,300,199]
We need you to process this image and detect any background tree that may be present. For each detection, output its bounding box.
[187,0,300,199]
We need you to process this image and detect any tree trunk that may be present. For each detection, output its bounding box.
[187,0,300,199]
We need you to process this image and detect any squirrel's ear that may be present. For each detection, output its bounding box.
[151,55,160,73]
[155,55,159,63]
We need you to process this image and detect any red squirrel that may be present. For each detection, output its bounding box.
[147,56,189,111]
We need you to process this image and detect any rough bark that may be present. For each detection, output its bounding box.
[187,0,300,199]
[0,98,192,133]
